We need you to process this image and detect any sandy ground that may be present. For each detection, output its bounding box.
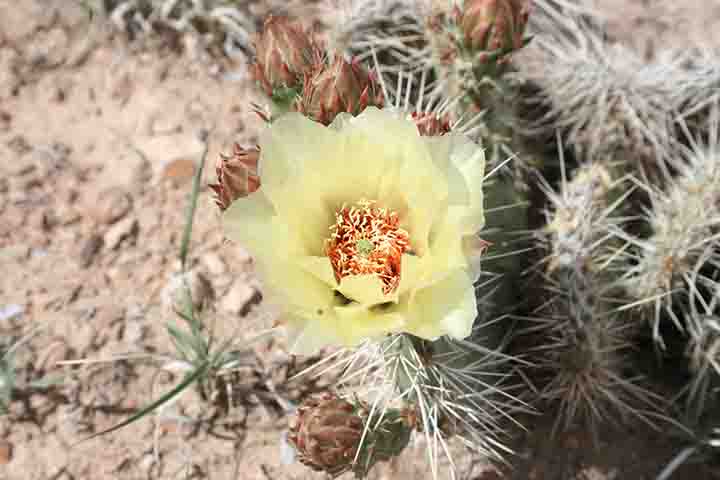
[1,1,719,479]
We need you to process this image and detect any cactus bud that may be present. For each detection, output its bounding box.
[252,16,321,98]
[209,144,260,211]
[296,57,385,125]
[288,392,364,477]
[288,392,413,477]
[460,0,530,59]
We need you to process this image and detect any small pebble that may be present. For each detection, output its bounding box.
[78,234,103,268]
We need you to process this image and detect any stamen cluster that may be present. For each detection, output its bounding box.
[326,200,411,295]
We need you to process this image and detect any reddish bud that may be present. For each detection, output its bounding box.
[460,0,530,58]
[296,57,384,125]
[210,144,260,211]
[288,392,364,477]
[252,16,322,96]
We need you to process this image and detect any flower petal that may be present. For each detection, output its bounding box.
[425,135,470,206]
[224,195,336,316]
[403,269,477,341]
[337,274,396,306]
[334,303,406,343]
[285,311,340,355]
[427,206,470,274]
[258,113,340,255]
[223,191,296,258]
[396,253,426,295]
[271,263,336,314]
[258,112,339,194]
[286,303,405,354]
[448,136,486,234]
[296,256,337,286]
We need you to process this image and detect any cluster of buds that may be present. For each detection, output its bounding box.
[288,392,413,478]
[215,15,387,210]
[209,144,260,211]
[251,15,385,126]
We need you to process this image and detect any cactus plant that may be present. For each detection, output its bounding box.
[84,0,720,478]
[211,2,720,477]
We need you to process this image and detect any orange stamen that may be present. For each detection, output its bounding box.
[326,200,411,295]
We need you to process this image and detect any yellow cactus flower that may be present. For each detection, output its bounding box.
[223,107,486,354]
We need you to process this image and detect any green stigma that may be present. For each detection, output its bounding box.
[356,238,375,257]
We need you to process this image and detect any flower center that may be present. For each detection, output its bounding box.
[326,199,411,295]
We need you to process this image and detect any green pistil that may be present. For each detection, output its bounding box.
[356,238,375,257]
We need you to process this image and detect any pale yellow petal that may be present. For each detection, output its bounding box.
[257,112,339,195]
[286,311,341,355]
[396,253,426,295]
[426,206,469,273]
[257,113,340,255]
[296,256,337,287]
[401,181,443,257]
[299,128,391,208]
[264,261,335,313]
[223,196,335,320]
[403,269,477,341]
[272,189,335,256]
[287,302,406,354]
[223,191,306,260]
[425,136,470,206]
[334,303,406,344]
[295,108,417,213]
[337,274,397,306]
[448,136,486,234]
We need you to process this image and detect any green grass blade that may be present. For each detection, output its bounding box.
[76,361,211,444]
[176,282,206,342]
[166,318,208,362]
[165,322,197,362]
[179,139,209,272]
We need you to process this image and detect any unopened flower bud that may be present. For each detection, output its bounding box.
[288,392,413,477]
[288,392,364,477]
[296,57,384,125]
[210,144,260,211]
[252,16,321,97]
[460,0,530,59]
